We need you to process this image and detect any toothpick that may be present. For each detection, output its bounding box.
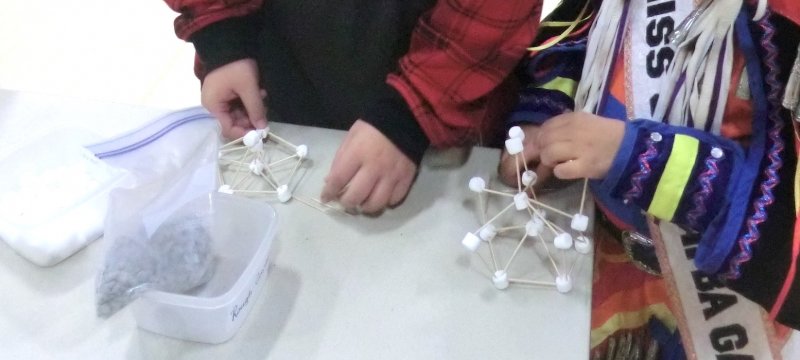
[307,197,351,216]
[228,148,253,186]
[515,153,522,193]
[482,188,515,198]
[503,231,529,272]
[267,133,297,148]
[475,251,494,274]
[259,168,279,189]
[284,158,303,186]
[509,278,556,287]
[579,178,589,215]
[529,203,561,237]
[233,189,278,194]
[495,225,525,232]
[218,146,247,155]
[220,136,245,149]
[527,197,573,219]
[483,202,515,227]
[567,253,579,277]
[268,154,299,168]
[488,239,499,272]
[217,168,225,186]
[292,195,332,214]
[536,231,561,277]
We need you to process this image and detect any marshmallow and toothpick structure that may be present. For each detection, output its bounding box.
[461,126,593,294]
[216,128,346,214]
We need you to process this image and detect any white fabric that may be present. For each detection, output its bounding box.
[628,0,693,119]
[577,0,741,136]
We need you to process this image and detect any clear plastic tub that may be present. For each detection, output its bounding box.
[131,193,278,344]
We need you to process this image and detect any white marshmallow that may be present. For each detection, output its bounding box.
[243,130,262,147]
[514,192,529,210]
[492,270,509,290]
[249,140,264,152]
[555,274,573,293]
[217,185,234,194]
[526,218,544,236]
[468,177,486,193]
[257,127,269,138]
[296,144,308,159]
[478,224,497,241]
[505,137,524,155]
[554,233,573,250]
[521,170,537,187]
[249,159,264,174]
[574,235,593,254]
[277,185,292,203]
[462,232,482,252]
[508,126,525,140]
[570,213,589,232]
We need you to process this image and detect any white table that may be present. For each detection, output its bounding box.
[0,90,592,359]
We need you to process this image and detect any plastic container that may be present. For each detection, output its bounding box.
[131,192,278,344]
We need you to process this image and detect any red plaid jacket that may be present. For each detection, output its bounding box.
[165,0,543,148]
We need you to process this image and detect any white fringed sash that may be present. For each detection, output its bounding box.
[575,0,752,135]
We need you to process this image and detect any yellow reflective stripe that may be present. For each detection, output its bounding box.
[648,134,699,220]
[539,76,578,96]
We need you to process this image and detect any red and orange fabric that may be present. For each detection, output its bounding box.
[589,228,679,355]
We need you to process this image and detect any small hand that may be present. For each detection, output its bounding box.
[537,112,624,179]
[498,124,555,189]
[321,120,418,214]
[201,58,267,139]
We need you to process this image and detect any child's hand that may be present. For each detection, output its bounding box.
[537,112,625,179]
[498,124,556,188]
[321,120,417,214]
[201,58,268,139]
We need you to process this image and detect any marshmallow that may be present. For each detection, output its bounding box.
[554,233,573,250]
[505,137,524,155]
[468,177,486,193]
[249,140,264,152]
[574,235,593,254]
[514,192,529,210]
[478,224,497,242]
[526,218,544,236]
[521,170,537,187]
[555,274,573,293]
[508,126,525,140]
[570,213,589,232]
[492,270,509,290]
[257,128,269,138]
[249,159,264,175]
[462,232,482,252]
[296,144,308,159]
[243,130,262,147]
[217,185,234,194]
[277,185,292,203]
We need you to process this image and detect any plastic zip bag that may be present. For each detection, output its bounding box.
[86,107,217,186]
[0,107,218,267]
[93,108,222,317]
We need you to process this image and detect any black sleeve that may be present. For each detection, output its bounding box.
[189,14,262,75]
[361,83,430,165]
